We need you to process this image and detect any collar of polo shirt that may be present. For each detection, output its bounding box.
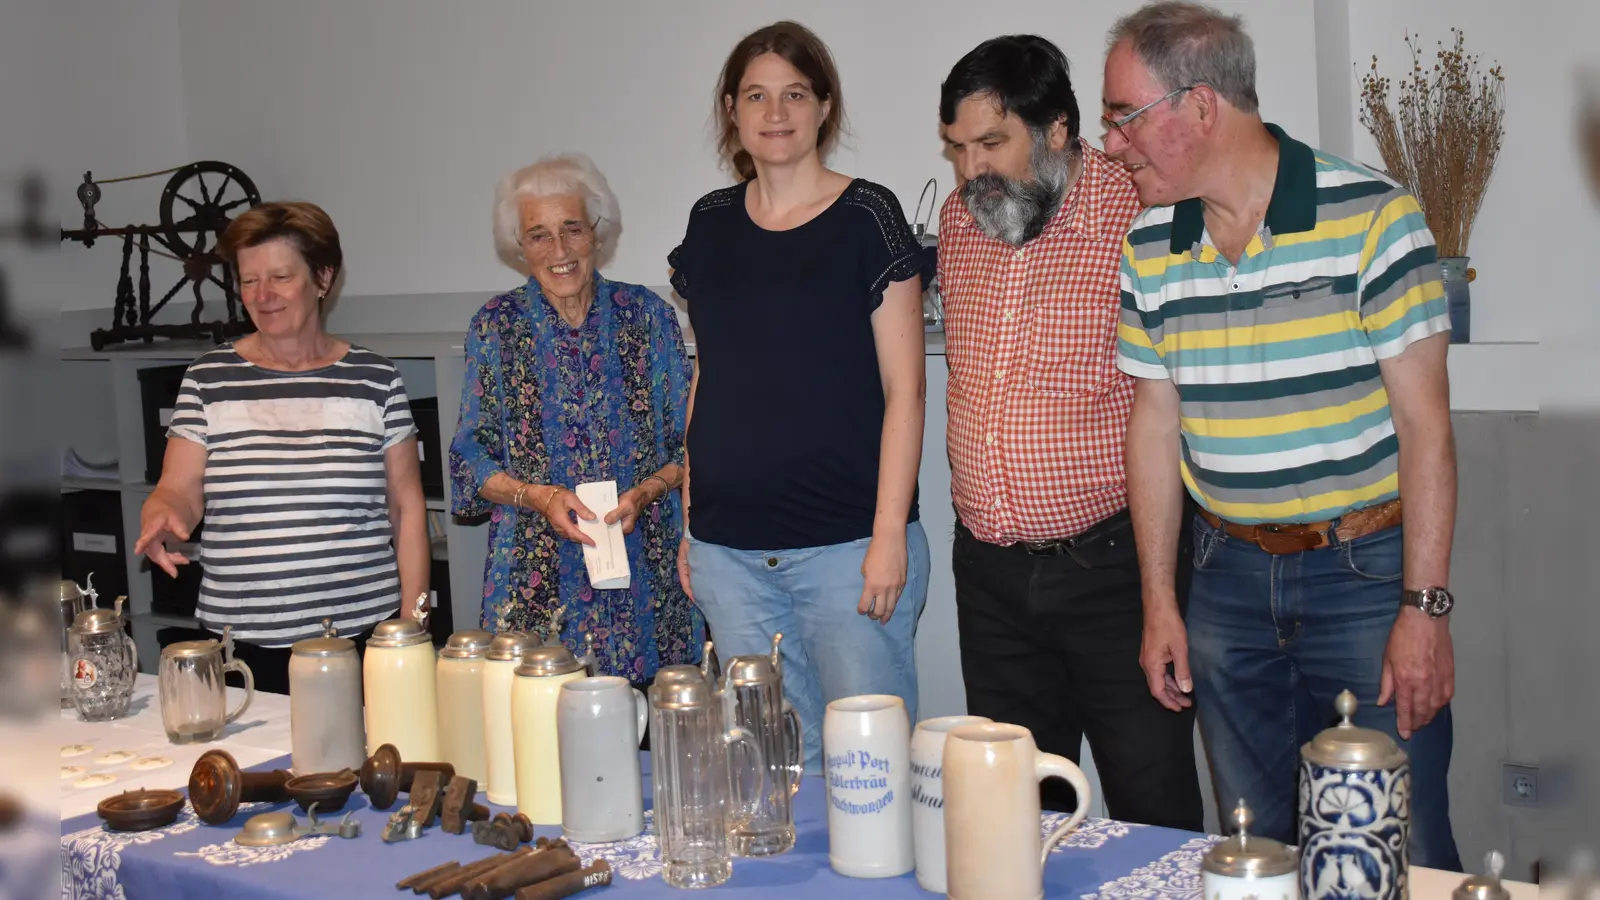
[1167,123,1319,255]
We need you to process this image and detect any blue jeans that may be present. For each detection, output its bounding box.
[1186,516,1462,870]
[686,522,930,774]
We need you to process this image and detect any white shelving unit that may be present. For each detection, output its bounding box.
[60,333,488,674]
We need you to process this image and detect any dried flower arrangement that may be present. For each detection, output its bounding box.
[1359,29,1506,258]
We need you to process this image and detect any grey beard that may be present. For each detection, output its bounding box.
[962,139,1075,246]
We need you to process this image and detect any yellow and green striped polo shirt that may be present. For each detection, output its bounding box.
[1115,124,1451,525]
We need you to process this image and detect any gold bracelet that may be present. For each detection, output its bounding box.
[542,485,563,518]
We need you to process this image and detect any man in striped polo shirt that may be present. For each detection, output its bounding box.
[1103,2,1462,867]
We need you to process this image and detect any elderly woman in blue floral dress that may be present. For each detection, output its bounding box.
[449,152,703,683]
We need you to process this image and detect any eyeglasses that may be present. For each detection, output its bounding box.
[1101,85,1199,141]
[519,219,599,258]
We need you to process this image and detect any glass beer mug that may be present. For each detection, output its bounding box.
[159,624,255,743]
[647,647,767,890]
[720,632,803,857]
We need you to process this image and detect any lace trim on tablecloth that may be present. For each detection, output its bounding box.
[1079,836,1226,900]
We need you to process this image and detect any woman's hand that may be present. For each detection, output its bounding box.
[858,530,908,624]
[540,487,598,547]
[134,496,194,578]
[677,537,695,604]
[604,486,652,535]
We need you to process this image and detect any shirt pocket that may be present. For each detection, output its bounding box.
[1260,274,1345,311]
[1022,290,1119,396]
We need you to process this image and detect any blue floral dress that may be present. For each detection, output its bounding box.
[448,273,704,681]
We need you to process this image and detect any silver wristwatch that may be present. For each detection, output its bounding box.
[1402,587,1454,618]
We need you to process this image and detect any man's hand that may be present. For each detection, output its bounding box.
[1141,607,1194,712]
[1378,607,1454,739]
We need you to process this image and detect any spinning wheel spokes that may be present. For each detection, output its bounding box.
[159,161,261,259]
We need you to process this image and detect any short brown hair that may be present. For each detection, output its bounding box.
[218,201,344,288]
[715,21,846,181]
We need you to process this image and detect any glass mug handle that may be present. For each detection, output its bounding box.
[781,700,803,796]
[722,725,768,826]
[222,658,254,725]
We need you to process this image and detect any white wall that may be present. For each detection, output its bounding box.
[165,0,1317,304]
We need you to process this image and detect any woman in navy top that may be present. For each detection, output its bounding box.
[668,20,931,775]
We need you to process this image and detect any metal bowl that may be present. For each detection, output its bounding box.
[233,811,299,847]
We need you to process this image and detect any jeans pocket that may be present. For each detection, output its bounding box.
[1338,528,1403,582]
[1191,517,1223,571]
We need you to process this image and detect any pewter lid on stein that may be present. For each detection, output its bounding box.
[162,638,222,659]
[1300,690,1408,771]
[291,619,355,658]
[514,643,584,678]
[648,664,713,709]
[485,631,542,661]
[60,578,88,607]
[1202,800,1297,878]
[365,617,431,649]
[725,632,784,687]
[71,596,126,636]
[1454,852,1511,900]
[440,630,494,660]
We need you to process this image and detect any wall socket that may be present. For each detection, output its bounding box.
[1503,763,1540,807]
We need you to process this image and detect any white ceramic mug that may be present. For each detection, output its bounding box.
[943,721,1092,900]
[822,694,913,879]
[556,676,648,843]
[910,715,992,893]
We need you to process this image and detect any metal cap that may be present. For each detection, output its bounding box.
[60,578,87,607]
[364,617,431,649]
[1300,690,1408,771]
[648,664,714,709]
[234,810,299,847]
[1454,852,1511,900]
[485,631,542,661]
[514,644,584,678]
[71,596,126,636]
[440,630,494,659]
[1203,799,1297,878]
[162,638,221,660]
[292,619,354,658]
[725,632,784,688]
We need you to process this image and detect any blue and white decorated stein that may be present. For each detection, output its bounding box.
[1298,690,1410,900]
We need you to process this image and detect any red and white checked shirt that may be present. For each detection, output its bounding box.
[939,145,1142,545]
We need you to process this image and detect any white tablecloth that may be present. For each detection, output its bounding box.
[55,674,292,820]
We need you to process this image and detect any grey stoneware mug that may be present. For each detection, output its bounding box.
[556,675,648,843]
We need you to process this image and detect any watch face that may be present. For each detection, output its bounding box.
[1420,588,1454,616]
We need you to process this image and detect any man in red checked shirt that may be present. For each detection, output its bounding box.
[935,34,1202,829]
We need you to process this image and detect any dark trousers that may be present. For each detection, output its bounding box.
[952,505,1204,831]
[227,625,379,696]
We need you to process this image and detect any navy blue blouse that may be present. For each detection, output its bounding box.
[668,178,929,551]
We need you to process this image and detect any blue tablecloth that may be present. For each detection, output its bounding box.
[62,752,1221,900]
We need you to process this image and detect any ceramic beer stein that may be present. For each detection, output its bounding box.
[910,714,991,893]
[556,675,648,842]
[435,629,492,784]
[822,694,914,879]
[943,721,1092,900]
[510,631,594,824]
[288,619,365,774]
[481,631,543,807]
[1299,690,1411,900]
[158,624,255,743]
[362,612,440,762]
[1203,800,1298,900]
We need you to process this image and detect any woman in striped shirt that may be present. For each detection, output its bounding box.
[134,201,430,693]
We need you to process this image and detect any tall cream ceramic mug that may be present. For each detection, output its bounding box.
[942,722,1091,900]
[910,715,991,893]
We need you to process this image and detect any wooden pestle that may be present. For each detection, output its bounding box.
[188,750,292,825]
[360,743,457,811]
[513,860,612,900]
[463,842,579,900]
[424,846,538,899]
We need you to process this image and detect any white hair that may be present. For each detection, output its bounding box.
[492,152,622,270]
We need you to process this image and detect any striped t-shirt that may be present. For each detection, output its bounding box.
[1115,124,1451,525]
[167,344,417,646]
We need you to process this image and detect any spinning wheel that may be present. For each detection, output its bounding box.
[60,160,263,351]
[158,162,260,260]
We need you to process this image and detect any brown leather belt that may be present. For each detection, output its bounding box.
[1197,498,1402,555]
